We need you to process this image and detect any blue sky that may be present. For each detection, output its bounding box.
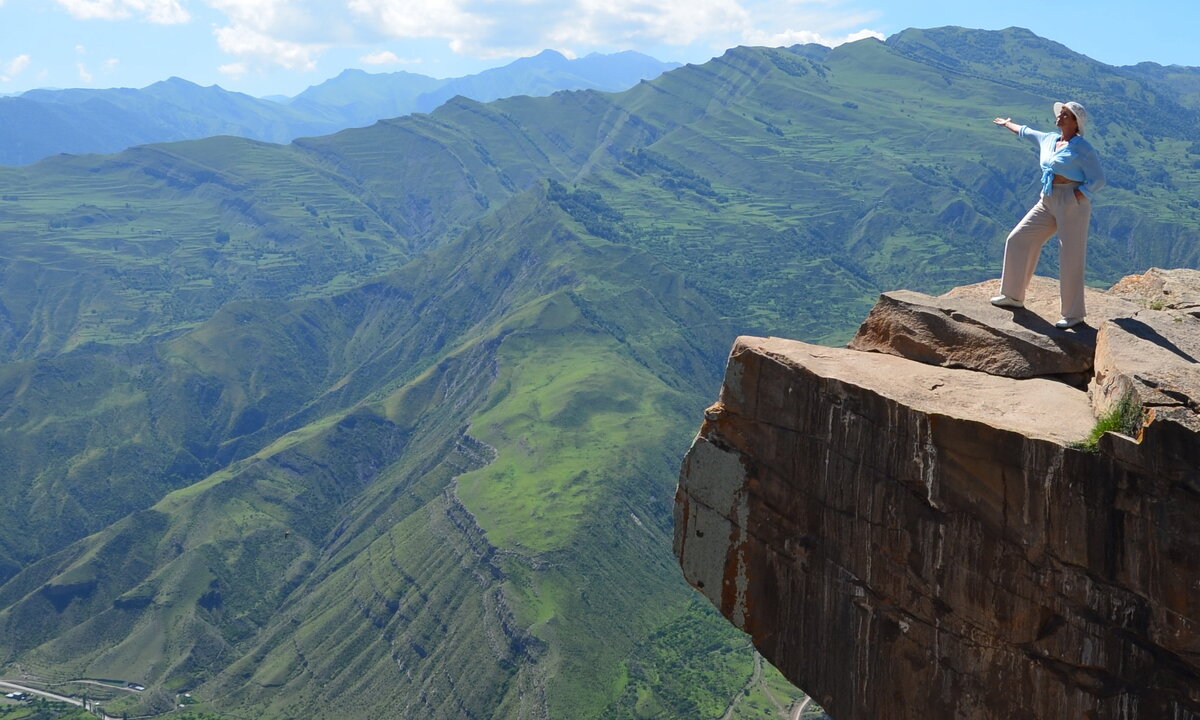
[2,0,1198,98]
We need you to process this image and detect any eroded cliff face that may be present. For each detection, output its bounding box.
[674,270,1200,720]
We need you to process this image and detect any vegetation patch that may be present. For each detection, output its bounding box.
[456,327,682,552]
[547,179,629,242]
[1071,394,1144,452]
[0,698,91,720]
[602,601,807,719]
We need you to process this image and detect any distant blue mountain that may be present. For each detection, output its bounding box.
[284,68,445,126]
[3,78,333,162]
[287,49,680,128]
[0,50,679,165]
[411,49,682,113]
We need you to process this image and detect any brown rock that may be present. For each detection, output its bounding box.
[675,335,1200,720]
[849,276,1140,383]
[1092,310,1200,435]
[1106,267,1200,315]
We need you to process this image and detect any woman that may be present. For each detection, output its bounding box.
[990,101,1105,328]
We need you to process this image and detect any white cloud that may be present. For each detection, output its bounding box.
[214,24,323,70]
[105,57,121,70]
[56,0,190,23]
[344,0,754,61]
[218,61,248,78]
[842,28,885,43]
[549,0,752,49]
[128,0,190,23]
[77,62,94,82]
[205,0,287,33]
[3,54,32,81]
[347,0,483,40]
[204,0,352,73]
[58,0,123,20]
[743,27,884,48]
[205,0,361,43]
[195,0,884,80]
[360,50,400,65]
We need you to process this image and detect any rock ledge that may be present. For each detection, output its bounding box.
[674,269,1200,720]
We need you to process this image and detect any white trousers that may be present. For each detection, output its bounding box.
[999,182,1090,319]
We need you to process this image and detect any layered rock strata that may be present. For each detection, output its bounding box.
[675,269,1200,719]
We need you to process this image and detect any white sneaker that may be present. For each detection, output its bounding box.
[990,295,1024,309]
[1055,317,1084,328]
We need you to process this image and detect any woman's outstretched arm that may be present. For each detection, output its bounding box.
[993,117,1020,134]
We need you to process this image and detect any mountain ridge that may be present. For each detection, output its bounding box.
[0,50,679,166]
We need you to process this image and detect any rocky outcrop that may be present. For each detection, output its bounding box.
[1107,267,1200,315]
[674,269,1200,720]
[1093,309,1200,426]
[847,277,1140,385]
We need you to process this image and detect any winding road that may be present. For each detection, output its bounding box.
[719,649,821,720]
[720,652,764,720]
[0,679,123,720]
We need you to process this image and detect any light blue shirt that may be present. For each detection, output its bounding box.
[1018,125,1105,199]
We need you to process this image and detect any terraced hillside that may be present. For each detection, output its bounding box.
[0,26,1197,719]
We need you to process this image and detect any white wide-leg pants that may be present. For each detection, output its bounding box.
[999,182,1090,319]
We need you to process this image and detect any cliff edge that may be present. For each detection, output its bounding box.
[674,269,1200,719]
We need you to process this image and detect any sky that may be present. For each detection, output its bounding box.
[2,0,1199,99]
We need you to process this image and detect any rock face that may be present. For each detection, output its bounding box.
[674,269,1200,720]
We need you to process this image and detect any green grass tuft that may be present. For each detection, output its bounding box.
[1071,394,1144,452]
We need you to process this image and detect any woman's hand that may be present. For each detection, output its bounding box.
[993,117,1012,126]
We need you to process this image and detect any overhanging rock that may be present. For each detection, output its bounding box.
[675,270,1200,720]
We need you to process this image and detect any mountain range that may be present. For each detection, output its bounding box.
[0,25,1198,720]
[0,49,679,166]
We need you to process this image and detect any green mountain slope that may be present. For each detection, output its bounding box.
[0,186,761,719]
[0,26,1197,719]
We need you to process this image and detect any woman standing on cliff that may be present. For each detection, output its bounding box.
[990,101,1105,328]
